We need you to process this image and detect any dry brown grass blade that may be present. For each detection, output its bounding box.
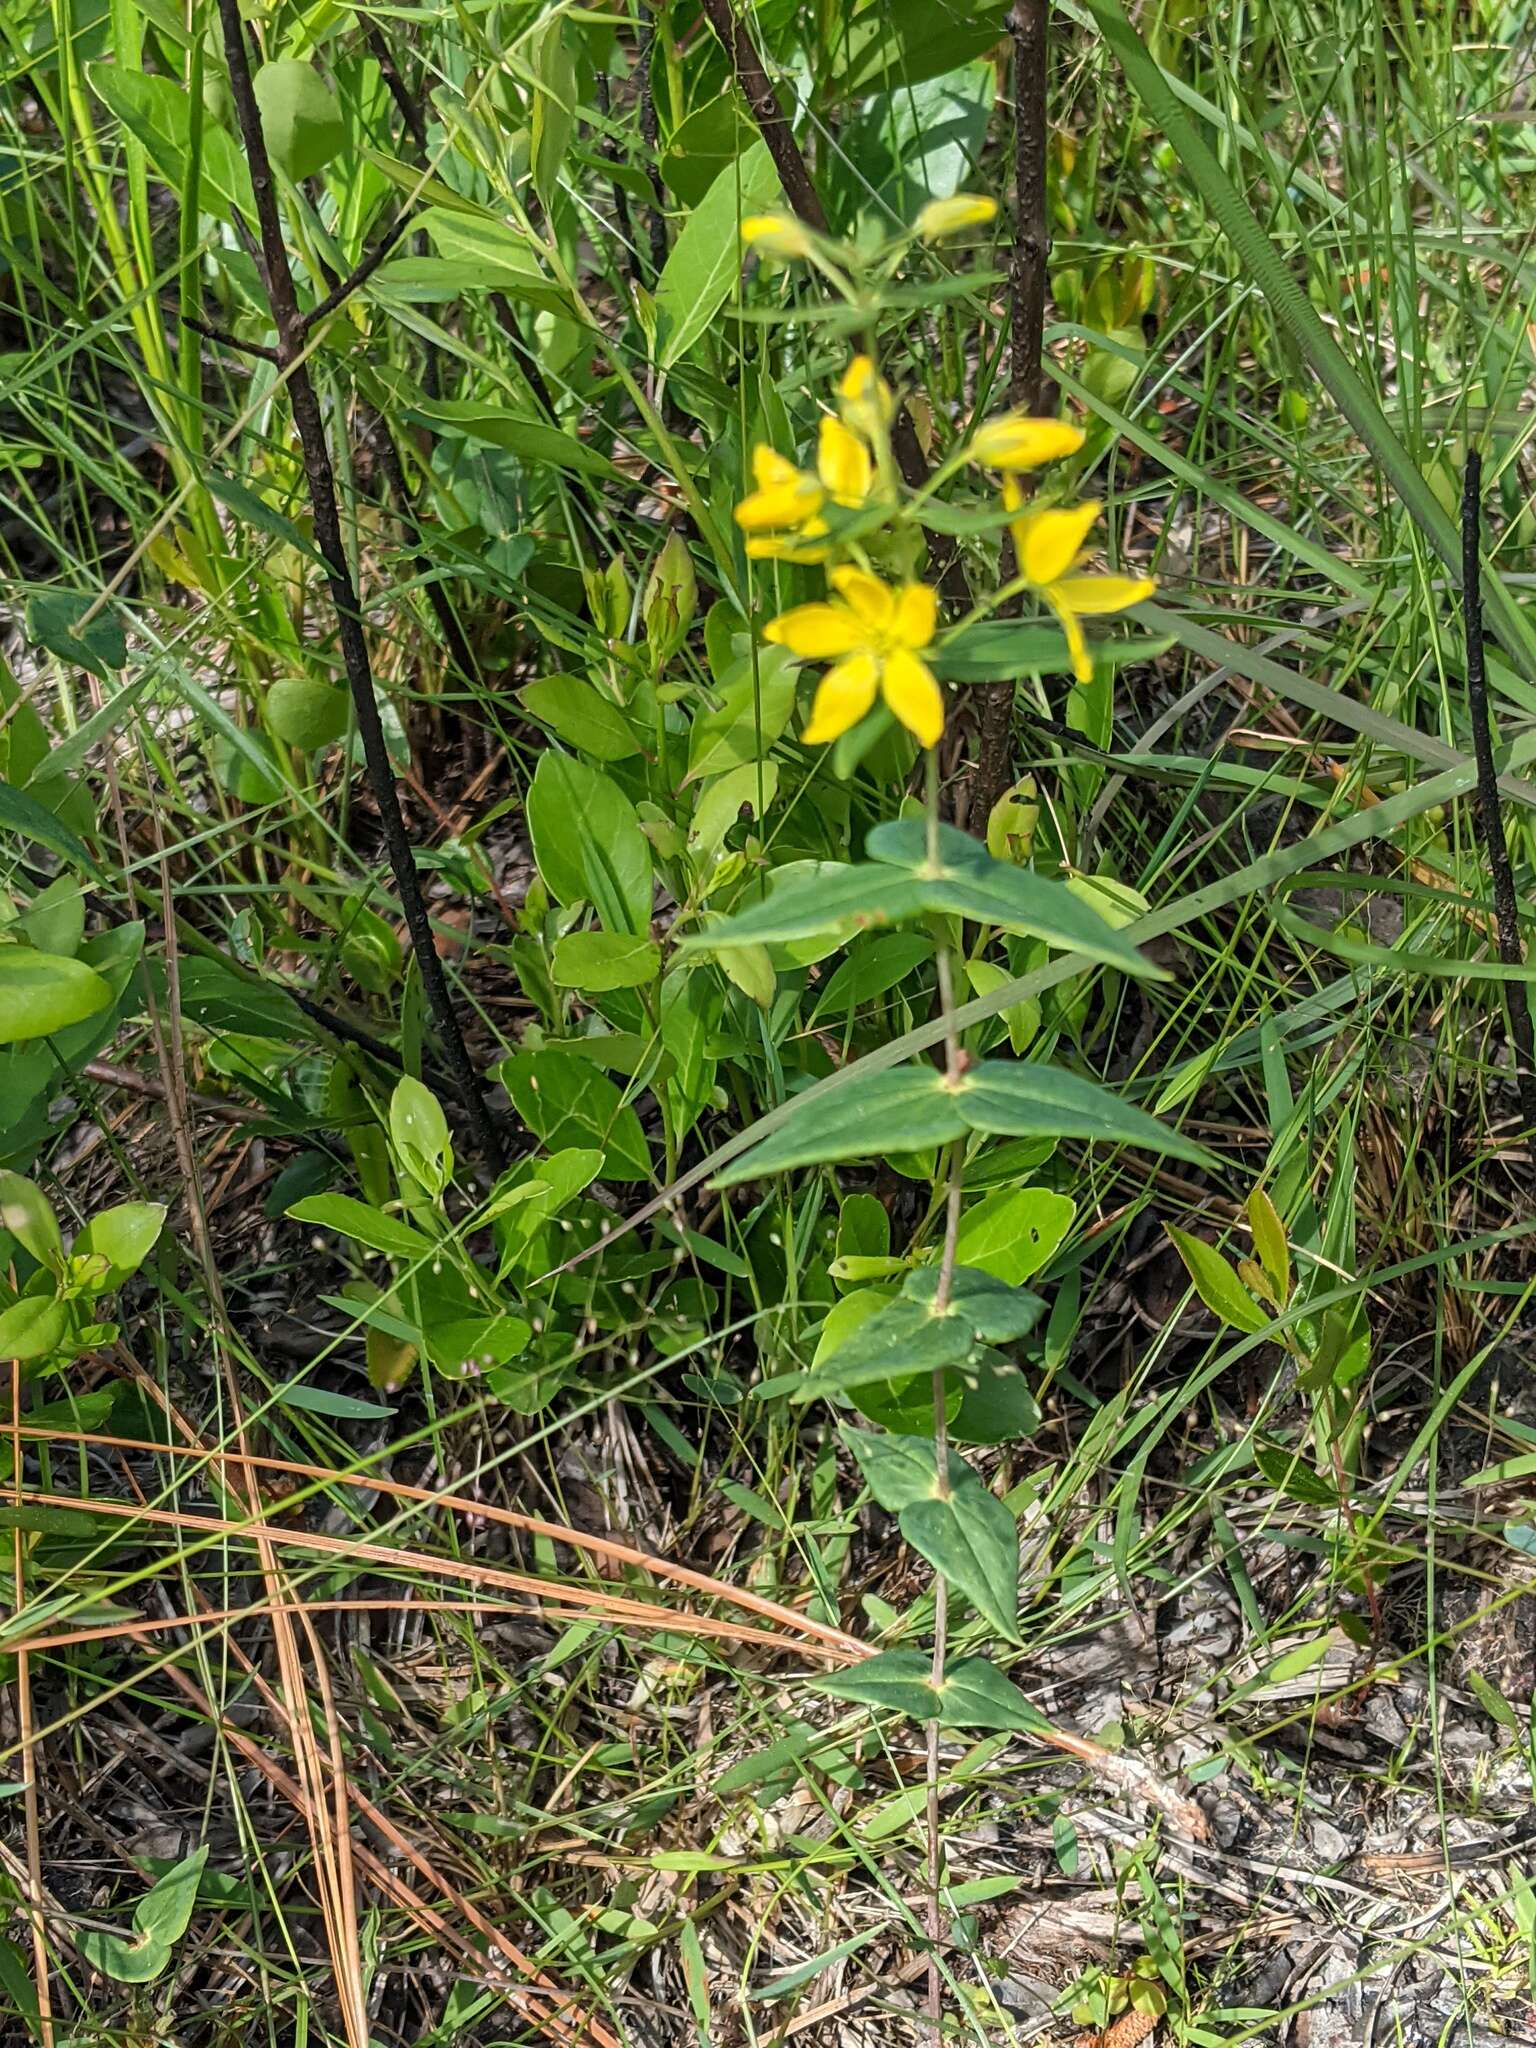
[7,1595,847,1660]
[10,1486,863,1662]
[20,1422,868,1656]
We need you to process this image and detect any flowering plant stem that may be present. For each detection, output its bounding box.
[924,749,966,2030]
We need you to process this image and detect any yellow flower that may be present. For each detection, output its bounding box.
[971,413,1086,471]
[741,213,812,259]
[838,354,895,439]
[915,193,998,240]
[734,418,876,563]
[766,566,943,748]
[1003,483,1155,684]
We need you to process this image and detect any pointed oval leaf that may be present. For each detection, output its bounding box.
[900,1475,1021,1643]
[814,1650,940,1722]
[867,819,1154,973]
[684,865,931,951]
[714,1066,967,1185]
[0,950,112,1044]
[1166,1226,1268,1334]
[957,1061,1216,1167]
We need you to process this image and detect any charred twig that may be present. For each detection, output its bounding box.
[1463,450,1536,1135]
[593,67,644,289]
[180,312,279,363]
[213,0,507,1172]
[299,207,415,330]
[1008,0,1050,415]
[635,7,670,279]
[695,0,826,231]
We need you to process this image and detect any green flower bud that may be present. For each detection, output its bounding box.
[642,532,697,665]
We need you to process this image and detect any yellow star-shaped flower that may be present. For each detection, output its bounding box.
[1003,484,1155,683]
[766,566,944,748]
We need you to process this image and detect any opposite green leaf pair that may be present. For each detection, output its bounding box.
[716,1056,1214,1185]
[688,817,1153,974]
[844,1427,1021,1641]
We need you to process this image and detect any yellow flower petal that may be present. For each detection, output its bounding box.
[752,445,803,490]
[837,353,894,434]
[1049,573,1155,616]
[802,653,880,744]
[742,214,812,259]
[915,193,998,240]
[880,648,945,747]
[734,477,824,531]
[971,415,1086,471]
[891,581,938,650]
[1015,500,1102,587]
[828,565,895,631]
[764,601,863,659]
[745,534,833,563]
[1044,591,1094,684]
[816,415,872,505]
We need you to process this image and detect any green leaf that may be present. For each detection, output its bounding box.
[527,753,653,936]
[550,930,662,992]
[270,1382,397,1420]
[132,1845,208,1950]
[530,17,576,208]
[684,647,800,782]
[288,1194,437,1260]
[0,949,112,1043]
[382,209,566,309]
[902,1265,1045,1342]
[406,401,622,480]
[660,92,758,206]
[266,677,350,751]
[937,1657,1048,1731]
[843,1429,972,1510]
[517,676,640,761]
[499,1051,651,1182]
[1247,1188,1290,1303]
[956,1061,1215,1167]
[87,64,252,219]
[0,1296,68,1363]
[26,592,127,681]
[686,864,931,951]
[73,1202,165,1290]
[953,1186,1074,1286]
[815,1649,940,1720]
[0,778,97,875]
[949,1356,1042,1445]
[901,1473,1021,1642]
[0,1173,63,1268]
[867,821,1152,973]
[1166,1227,1268,1334]
[253,60,345,181]
[833,0,1007,100]
[389,1077,453,1196]
[805,1297,975,1396]
[713,1065,968,1185]
[657,139,780,367]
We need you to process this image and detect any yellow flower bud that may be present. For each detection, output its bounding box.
[741,214,813,260]
[970,414,1086,470]
[837,354,894,438]
[915,193,999,240]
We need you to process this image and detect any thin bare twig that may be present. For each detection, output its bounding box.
[298,206,415,330]
[1463,449,1536,1132]
[695,0,826,230]
[213,0,507,1171]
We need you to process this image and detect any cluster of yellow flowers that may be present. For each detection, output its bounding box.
[735,200,1155,751]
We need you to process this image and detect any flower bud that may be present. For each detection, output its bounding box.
[914,193,998,240]
[969,414,1085,471]
[583,554,631,640]
[741,213,812,260]
[642,532,697,664]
